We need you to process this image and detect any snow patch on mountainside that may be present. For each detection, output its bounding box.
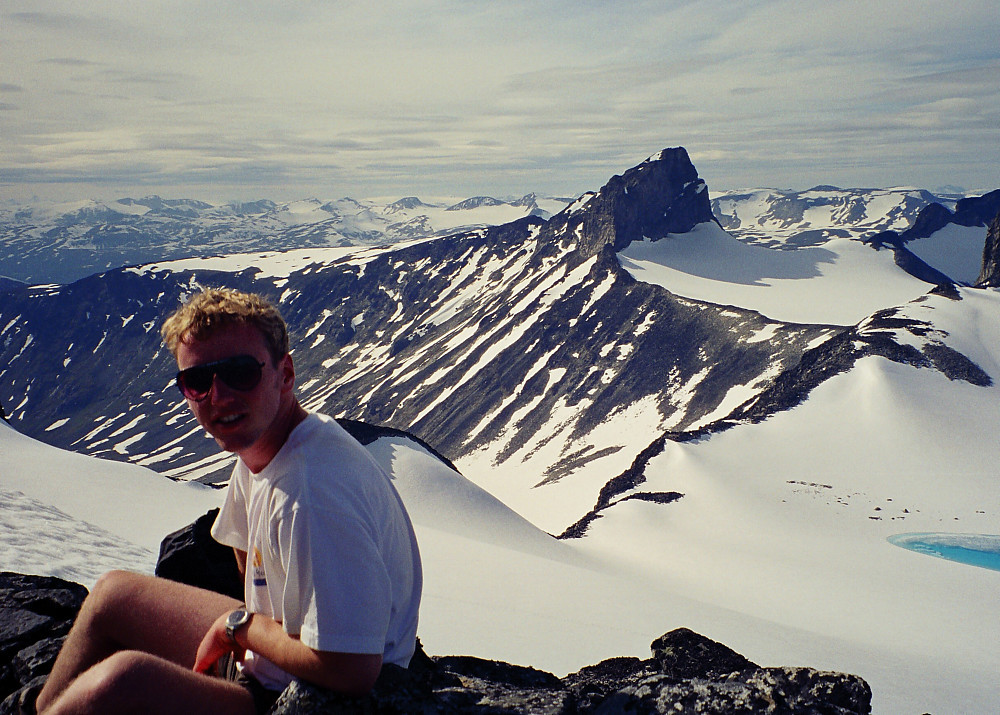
[0,421,222,556]
[457,393,668,532]
[617,222,934,324]
[129,237,442,283]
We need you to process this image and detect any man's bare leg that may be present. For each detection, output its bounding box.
[36,570,244,713]
[41,650,254,715]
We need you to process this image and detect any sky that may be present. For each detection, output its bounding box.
[2,0,999,204]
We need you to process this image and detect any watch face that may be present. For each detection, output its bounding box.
[227,609,249,627]
[226,608,250,642]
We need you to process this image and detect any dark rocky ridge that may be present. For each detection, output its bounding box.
[562,284,993,537]
[898,189,1000,240]
[263,630,872,714]
[0,573,88,715]
[976,211,1000,287]
[2,148,995,546]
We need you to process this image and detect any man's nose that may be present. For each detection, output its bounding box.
[205,374,236,401]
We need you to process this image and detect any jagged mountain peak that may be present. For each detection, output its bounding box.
[545,146,714,258]
[0,146,829,500]
[2,148,994,523]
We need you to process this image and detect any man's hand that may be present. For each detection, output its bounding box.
[193,608,383,695]
[193,611,246,674]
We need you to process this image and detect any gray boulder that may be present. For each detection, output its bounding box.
[0,573,87,715]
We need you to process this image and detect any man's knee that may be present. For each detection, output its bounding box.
[53,651,165,713]
[91,569,147,601]
[82,570,147,626]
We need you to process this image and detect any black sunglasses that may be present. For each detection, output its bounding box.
[176,354,266,401]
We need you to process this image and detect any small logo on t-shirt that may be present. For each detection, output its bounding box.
[252,546,267,587]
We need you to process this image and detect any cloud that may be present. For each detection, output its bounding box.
[7,11,88,30]
[39,58,103,67]
[2,0,999,201]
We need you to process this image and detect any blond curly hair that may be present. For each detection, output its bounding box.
[161,288,289,364]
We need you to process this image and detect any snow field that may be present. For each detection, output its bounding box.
[618,222,944,324]
[576,353,1000,714]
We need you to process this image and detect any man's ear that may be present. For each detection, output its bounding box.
[280,353,296,393]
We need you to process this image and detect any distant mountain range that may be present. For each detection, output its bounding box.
[0,193,571,285]
[711,186,967,247]
[3,181,995,287]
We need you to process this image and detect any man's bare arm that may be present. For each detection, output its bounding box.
[234,548,247,578]
[195,610,382,696]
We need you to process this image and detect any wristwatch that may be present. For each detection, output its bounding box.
[225,607,251,645]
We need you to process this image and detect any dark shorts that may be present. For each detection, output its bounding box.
[233,672,282,715]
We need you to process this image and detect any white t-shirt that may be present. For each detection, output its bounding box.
[211,413,422,690]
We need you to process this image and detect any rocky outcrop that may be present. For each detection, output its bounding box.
[563,286,994,538]
[864,232,956,286]
[2,148,828,491]
[0,573,87,714]
[897,201,954,241]
[265,628,871,714]
[155,509,245,600]
[952,189,1000,228]
[976,211,1000,287]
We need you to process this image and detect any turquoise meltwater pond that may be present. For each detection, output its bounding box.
[888,533,1000,572]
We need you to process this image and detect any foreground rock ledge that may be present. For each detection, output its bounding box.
[0,572,871,715]
[268,628,872,714]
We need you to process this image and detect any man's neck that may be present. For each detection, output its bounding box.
[241,398,309,474]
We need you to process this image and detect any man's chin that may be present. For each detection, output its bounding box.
[212,433,253,454]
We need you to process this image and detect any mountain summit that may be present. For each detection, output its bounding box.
[544,147,715,257]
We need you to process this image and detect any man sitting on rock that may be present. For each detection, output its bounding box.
[36,287,422,715]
